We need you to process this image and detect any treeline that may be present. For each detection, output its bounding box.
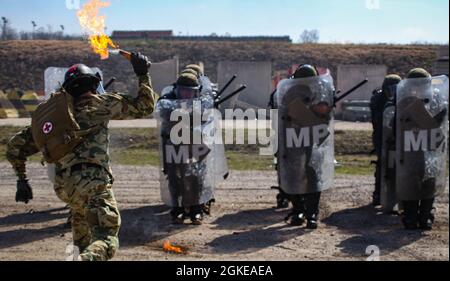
[1,17,81,41]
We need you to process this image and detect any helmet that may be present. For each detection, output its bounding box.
[293,64,318,79]
[180,69,199,77]
[175,73,200,99]
[382,74,402,98]
[407,68,431,79]
[185,64,204,77]
[382,74,402,88]
[62,64,102,97]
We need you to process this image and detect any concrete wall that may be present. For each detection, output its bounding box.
[434,45,449,76]
[336,64,387,114]
[217,61,272,112]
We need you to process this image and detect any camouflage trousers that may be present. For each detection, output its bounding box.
[62,165,121,261]
[54,184,70,204]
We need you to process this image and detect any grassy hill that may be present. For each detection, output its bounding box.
[0,39,441,92]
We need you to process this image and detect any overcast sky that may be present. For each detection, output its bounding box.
[1,0,449,44]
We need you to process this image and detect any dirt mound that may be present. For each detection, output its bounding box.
[0,40,439,93]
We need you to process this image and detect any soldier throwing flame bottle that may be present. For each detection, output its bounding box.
[6,52,158,261]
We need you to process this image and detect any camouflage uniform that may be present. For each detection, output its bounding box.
[6,73,158,261]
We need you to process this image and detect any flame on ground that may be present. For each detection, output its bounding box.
[77,0,117,59]
[163,241,185,254]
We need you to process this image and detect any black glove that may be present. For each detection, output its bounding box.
[16,179,33,204]
[131,52,151,76]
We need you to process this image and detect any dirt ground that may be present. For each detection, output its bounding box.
[0,162,448,261]
[0,118,372,131]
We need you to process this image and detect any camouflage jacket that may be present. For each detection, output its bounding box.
[6,74,158,180]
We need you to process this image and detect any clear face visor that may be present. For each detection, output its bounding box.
[312,102,332,115]
[96,82,106,95]
[384,84,398,99]
[176,86,200,99]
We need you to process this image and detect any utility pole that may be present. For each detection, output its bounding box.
[1,17,8,40]
[31,21,37,39]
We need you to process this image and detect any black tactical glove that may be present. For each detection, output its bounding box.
[131,52,151,76]
[16,179,33,204]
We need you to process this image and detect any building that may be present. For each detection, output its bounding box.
[112,30,174,39]
[433,45,449,76]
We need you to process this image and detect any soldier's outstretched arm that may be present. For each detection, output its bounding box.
[6,127,39,204]
[6,127,39,180]
[103,52,159,120]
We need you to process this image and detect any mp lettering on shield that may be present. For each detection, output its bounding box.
[42,122,54,135]
[286,124,329,148]
[165,144,211,164]
[403,128,446,152]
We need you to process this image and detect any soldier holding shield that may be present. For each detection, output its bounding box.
[275,65,335,229]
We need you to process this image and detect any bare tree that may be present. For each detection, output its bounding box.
[299,29,320,44]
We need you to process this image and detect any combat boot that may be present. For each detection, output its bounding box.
[418,198,435,231]
[401,201,419,230]
[286,195,306,226]
[305,192,321,230]
[306,214,319,230]
[288,212,306,226]
[372,162,381,206]
[372,192,381,207]
[276,192,290,209]
[171,207,186,225]
[271,187,290,209]
[190,205,204,225]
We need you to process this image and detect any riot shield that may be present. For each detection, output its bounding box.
[380,103,397,213]
[199,76,218,99]
[161,85,174,98]
[44,67,104,184]
[276,73,335,195]
[156,95,228,207]
[396,76,449,201]
[44,67,104,99]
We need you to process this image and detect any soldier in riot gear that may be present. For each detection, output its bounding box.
[7,53,158,261]
[379,75,403,213]
[157,73,227,225]
[370,74,402,206]
[275,64,335,229]
[160,64,209,100]
[396,68,448,230]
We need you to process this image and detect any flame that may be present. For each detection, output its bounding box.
[163,241,184,254]
[77,0,117,59]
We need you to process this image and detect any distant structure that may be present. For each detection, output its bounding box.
[112,30,174,39]
[112,30,292,42]
[433,45,449,76]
